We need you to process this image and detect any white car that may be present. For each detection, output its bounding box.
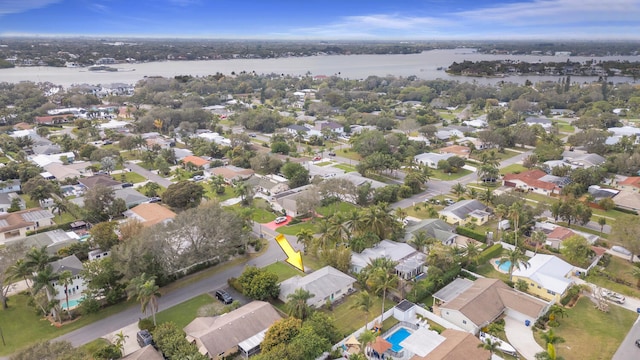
[275,216,287,224]
[601,289,625,304]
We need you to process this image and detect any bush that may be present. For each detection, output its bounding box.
[476,244,503,264]
[79,297,101,315]
[228,277,242,293]
[456,226,486,242]
[93,345,122,360]
[138,318,156,332]
[613,206,638,215]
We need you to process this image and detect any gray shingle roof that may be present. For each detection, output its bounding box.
[279,266,355,306]
[440,199,487,220]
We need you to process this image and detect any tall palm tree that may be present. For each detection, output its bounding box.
[452,183,466,198]
[530,231,547,254]
[25,246,51,272]
[285,288,314,320]
[114,331,129,356]
[51,198,68,222]
[499,248,530,281]
[127,273,161,326]
[358,330,376,354]
[464,240,482,267]
[494,204,508,243]
[630,266,640,288]
[350,290,374,328]
[327,212,350,244]
[367,267,398,323]
[296,229,315,255]
[362,203,394,240]
[32,265,56,315]
[58,270,74,313]
[508,202,524,247]
[233,182,252,205]
[410,231,429,253]
[7,259,33,290]
[344,209,366,238]
[314,219,334,254]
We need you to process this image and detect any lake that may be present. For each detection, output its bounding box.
[1,48,638,87]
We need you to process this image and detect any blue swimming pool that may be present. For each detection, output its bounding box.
[61,298,83,310]
[385,327,411,352]
[495,259,511,272]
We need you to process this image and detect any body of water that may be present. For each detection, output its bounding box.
[61,297,83,310]
[385,327,412,352]
[1,48,638,87]
[495,259,512,273]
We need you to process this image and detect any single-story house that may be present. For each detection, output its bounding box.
[334,172,386,191]
[29,152,76,167]
[32,143,62,155]
[438,145,471,159]
[244,174,289,196]
[405,328,491,360]
[0,192,24,213]
[278,266,356,308]
[272,185,315,217]
[286,124,310,136]
[617,176,640,192]
[587,185,619,201]
[196,132,231,146]
[0,179,21,194]
[122,345,164,360]
[613,189,640,211]
[208,165,255,184]
[34,114,75,125]
[503,169,566,196]
[351,240,426,280]
[114,188,149,208]
[184,301,283,359]
[48,255,85,305]
[404,219,457,246]
[561,150,605,169]
[42,163,82,181]
[436,278,548,335]
[6,229,79,255]
[512,254,575,302]
[0,208,55,244]
[438,199,490,226]
[533,222,599,247]
[182,155,211,169]
[413,153,455,169]
[525,117,552,130]
[546,226,577,250]
[123,202,176,227]
[78,174,122,190]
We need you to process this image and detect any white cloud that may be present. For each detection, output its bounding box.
[455,0,640,25]
[0,0,61,15]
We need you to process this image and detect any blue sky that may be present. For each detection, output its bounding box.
[0,0,638,39]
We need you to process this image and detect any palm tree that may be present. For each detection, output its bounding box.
[358,330,376,354]
[541,329,565,360]
[452,183,466,198]
[362,203,394,240]
[51,198,68,222]
[508,202,524,247]
[499,248,530,281]
[114,331,129,356]
[233,182,252,205]
[367,267,398,323]
[464,240,482,267]
[350,290,374,327]
[32,265,56,315]
[548,304,568,321]
[25,246,51,272]
[631,266,640,288]
[7,259,32,290]
[530,231,547,254]
[477,337,500,359]
[494,204,508,242]
[296,229,315,255]
[127,273,161,326]
[58,270,74,314]
[285,288,314,320]
[327,212,350,244]
[410,231,429,253]
[344,209,366,238]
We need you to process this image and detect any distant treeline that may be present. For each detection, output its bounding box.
[447,59,640,78]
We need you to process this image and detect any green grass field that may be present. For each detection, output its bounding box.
[335,149,362,161]
[332,163,357,173]
[263,261,305,282]
[315,161,333,167]
[429,168,473,181]
[276,221,319,235]
[320,290,395,337]
[316,201,358,217]
[252,208,277,223]
[154,294,216,329]
[535,296,637,360]
[120,171,147,183]
[500,163,527,173]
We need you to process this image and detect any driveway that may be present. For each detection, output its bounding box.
[504,316,544,360]
[612,314,640,360]
[125,161,173,188]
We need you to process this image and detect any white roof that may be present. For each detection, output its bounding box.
[414,152,454,164]
[400,327,445,357]
[279,266,355,305]
[99,119,129,129]
[352,240,417,269]
[512,254,574,294]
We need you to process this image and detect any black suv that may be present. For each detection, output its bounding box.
[215,289,233,304]
[137,330,154,347]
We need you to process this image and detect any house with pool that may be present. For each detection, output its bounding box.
[48,255,86,310]
[351,240,427,280]
[512,254,575,302]
[434,278,549,335]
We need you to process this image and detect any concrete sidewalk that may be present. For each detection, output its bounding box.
[504,317,543,360]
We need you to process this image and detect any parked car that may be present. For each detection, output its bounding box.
[444,198,455,205]
[137,330,154,347]
[328,152,336,156]
[313,156,322,161]
[248,133,257,138]
[192,175,205,181]
[635,339,640,348]
[122,182,134,188]
[215,289,233,305]
[147,197,162,203]
[601,289,625,304]
[275,216,287,224]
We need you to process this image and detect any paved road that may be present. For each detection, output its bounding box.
[612,314,640,360]
[125,161,173,188]
[50,222,294,348]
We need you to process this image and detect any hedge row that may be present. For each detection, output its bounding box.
[456,226,486,242]
[614,206,639,215]
[476,244,503,265]
[25,221,75,236]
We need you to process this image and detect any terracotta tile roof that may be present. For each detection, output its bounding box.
[182,155,210,167]
[504,169,557,191]
[620,176,640,188]
[547,227,575,241]
[34,114,74,124]
[127,203,176,226]
[439,145,471,157]
[0,208,54,232]
[210,166,255,181]
[371,336,392,354]
[411,329,490,360]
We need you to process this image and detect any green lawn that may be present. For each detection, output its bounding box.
[534,296,637,360]
[276,221,318,235]
[205,186,237,202]
[335,149,362,161]
[316,201,358,217]
[0,294,138,356]
[301,254,323,272]
[332,163,357,173]
[429,168,473,181]
[53,212,78,224]
[474,262,510,282]
[315,161,333,167]
[321,290,395,337]
[263,261,305,282]
[500,163,527,173]
[19,194,40,209]
[120,171,147,183]
[585,256,640,298]
[471,149,520,162]
[252,208,277,223]
[154,294,216,329]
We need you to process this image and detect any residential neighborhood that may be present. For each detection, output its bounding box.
[1,62,640,360]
